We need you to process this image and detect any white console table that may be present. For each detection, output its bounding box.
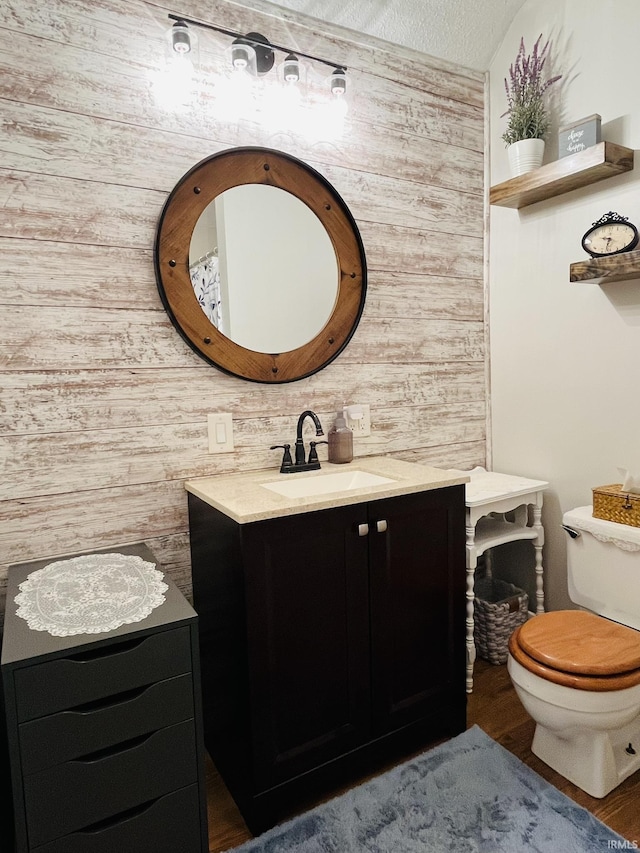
[465,467,549,693]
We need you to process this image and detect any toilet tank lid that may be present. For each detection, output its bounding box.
[563,505,640,551]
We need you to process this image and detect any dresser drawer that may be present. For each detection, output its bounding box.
[32,783,204,853]
[24,719,198,847]
[14,626,192,721]
[19,673,194,774]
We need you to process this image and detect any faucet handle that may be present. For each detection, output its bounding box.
[270,444,293,471]
[308,440,328,464]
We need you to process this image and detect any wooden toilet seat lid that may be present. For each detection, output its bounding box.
[518,611,640,675]
[510,611,640,690]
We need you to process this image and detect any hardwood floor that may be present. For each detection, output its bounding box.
[205,659,640,852]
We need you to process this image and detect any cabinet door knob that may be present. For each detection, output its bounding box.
[358,523,369,536]
[376,520,388,533]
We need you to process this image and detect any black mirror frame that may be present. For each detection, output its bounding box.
[154,147,367,383]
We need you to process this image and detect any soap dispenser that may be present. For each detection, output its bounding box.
[328,412,353,464]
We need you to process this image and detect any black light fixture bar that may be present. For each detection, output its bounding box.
[167,13,347,72]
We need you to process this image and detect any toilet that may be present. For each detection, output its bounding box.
[507,505,640,798]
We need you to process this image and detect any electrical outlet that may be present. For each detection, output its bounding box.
[207,413,234,453]
[343,404,371,437]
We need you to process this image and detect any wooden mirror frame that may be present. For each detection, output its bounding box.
[154,147,367,383]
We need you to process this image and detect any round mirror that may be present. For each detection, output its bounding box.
[155,147,367,383]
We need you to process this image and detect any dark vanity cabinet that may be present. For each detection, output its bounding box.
[1,544,209,853]
[188,484,466,833]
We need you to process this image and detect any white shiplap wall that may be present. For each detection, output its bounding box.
[0,0,487,623]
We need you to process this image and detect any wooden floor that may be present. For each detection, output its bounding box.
[205,660,640,851]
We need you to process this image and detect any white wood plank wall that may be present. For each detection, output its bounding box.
[0,0,487,625]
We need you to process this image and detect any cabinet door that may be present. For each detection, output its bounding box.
[242,504,371,790]
[368,487,466,735]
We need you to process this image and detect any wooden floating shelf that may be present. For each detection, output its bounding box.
[490,141,634,209]
[570,248,640,284]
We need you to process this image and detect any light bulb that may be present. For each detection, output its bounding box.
[330,68,346,96]
[229,39,259,81]
[283,53,300,83]
[231,41,252,69]
[171,21,191,55]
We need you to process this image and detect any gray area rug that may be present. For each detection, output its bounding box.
[227,725,627,852]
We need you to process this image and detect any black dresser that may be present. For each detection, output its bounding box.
[1,544,208,853]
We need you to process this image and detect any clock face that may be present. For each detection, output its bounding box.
[583,221,638,257]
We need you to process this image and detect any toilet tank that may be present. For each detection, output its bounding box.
[563,505,640,631]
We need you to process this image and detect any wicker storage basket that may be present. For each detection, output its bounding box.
[592,484,640,528]
[474,578,528,666]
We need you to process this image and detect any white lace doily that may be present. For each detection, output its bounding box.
[15,553,168,637]
[563,506,640,552]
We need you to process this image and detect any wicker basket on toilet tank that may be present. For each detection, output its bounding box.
[474,577,529,665]
[592,484,640,528]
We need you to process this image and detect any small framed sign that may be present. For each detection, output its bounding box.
[558,114,601,158]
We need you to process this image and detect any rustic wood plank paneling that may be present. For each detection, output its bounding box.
[0,94,482,204]
[394,442,486,470]
[3,424,219,501]
[2,400,485,501]
[0,169,162,246]
[366,273,484,320]
[143,532,194,600]
[0,306,483,370]
[0,306,201,370]
[1,362,485,434]
[362,222,483,279]
[0,481,189,566]
[0,0,487,600]
[320,166,483,238]
[0,100,229,191]
[357,74,483,153]
[0,239,158,308]
[342,319,485,363]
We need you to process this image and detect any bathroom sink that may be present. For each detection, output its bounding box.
[261,469,396,499]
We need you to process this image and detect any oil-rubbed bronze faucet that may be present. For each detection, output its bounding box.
[294,410,324,464]
[271,410,325,473]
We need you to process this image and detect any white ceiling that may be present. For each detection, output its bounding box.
[266,0,527,71]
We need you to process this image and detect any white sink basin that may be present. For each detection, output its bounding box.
[261,469,396,499]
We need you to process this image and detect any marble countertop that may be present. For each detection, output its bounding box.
[185,456,469,523]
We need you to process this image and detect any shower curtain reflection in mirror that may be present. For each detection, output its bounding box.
[190,249,224,333]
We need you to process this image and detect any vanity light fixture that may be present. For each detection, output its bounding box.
[166,13,348,99]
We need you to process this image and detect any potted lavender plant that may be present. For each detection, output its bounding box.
[502,34,562,177]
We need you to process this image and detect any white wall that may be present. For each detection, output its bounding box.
[489,0,640,609]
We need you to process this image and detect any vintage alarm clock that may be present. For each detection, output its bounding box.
[581,211,639,258]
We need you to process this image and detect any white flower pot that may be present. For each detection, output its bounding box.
[507,138,545,177]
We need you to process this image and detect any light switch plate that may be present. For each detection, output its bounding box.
[207,413,234,453]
